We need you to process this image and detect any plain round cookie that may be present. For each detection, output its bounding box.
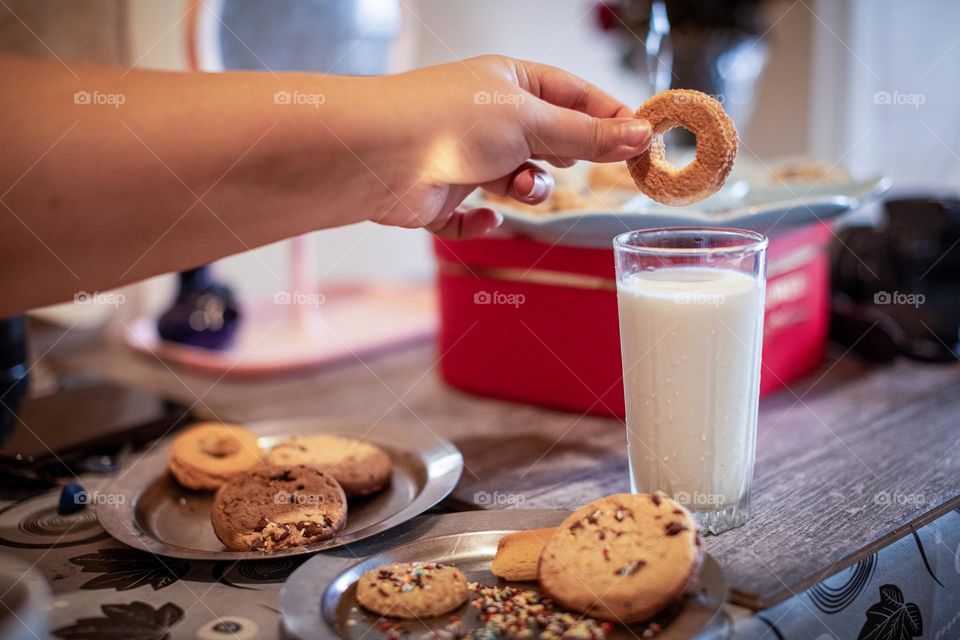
[587,162,636,192]
[265,434,392,497]
[538,492,702,623]
[210,465,347,551]
[168,423,262,491]
[356,562,468,619]
[627,89,738,206]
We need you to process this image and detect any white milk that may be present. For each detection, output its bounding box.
[617,267,764,517]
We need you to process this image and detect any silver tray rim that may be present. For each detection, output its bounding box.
[96,416,464,561]
[281,509,728,640]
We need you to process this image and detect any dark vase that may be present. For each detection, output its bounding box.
[620,1,770,145]
[157,267,241,351]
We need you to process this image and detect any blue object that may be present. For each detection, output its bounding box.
[157,266,241,351]
[58,480,87,515]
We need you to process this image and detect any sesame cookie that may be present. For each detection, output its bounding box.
[168,423,262,490]
[628,89,738,205]
[210,465,347,551]
[538,492,702,623]
[264,434,392,497]
[356,562,468,619]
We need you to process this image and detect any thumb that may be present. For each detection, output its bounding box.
[526,104,652,163]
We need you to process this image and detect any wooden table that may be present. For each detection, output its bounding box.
[33,322,960,610]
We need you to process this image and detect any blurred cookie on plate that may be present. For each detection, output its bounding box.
[588,162,638,193]
[770,159,850,184]
[356,562,468,619]
[168,423,262,491]
[483,186,587,214]
[265,434,392,497]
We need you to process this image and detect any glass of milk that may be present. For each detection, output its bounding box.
[614,228,767,534]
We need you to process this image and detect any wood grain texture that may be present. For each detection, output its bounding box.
[31,323,960,610]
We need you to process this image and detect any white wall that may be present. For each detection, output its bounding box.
[811,0,960,189]
[407,0,648,107]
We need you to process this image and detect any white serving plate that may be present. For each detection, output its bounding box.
[469,158,889,247]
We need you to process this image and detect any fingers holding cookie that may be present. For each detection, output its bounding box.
[627,89,738,206]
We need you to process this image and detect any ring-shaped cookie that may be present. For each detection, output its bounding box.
[628,89,738,206]
[168,423,262,490]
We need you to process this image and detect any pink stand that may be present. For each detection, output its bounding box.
[126,5,435,377]
[124,282,436,377]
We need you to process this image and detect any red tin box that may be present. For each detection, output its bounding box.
[434,223,832,418]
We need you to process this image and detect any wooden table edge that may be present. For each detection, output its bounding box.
[730,493,960,610]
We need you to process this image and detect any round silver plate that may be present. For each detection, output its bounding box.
[96,417,463,561]
[0,554,51,640]
[282,510,729,640]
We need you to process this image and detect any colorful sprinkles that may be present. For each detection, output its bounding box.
[375,562,446,594]
[351,566,666,639]
[467,582,613,639]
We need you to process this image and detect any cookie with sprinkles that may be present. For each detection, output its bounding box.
[356,562,468,619]
[538,492,702,623]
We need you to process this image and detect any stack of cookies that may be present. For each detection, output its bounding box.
[166,422,393,551]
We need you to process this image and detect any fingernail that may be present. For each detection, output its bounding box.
[620,119,652,146]
[523,172,550,201]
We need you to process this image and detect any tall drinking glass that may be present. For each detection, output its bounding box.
[614,228,767,534]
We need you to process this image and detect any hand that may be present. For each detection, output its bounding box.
[367,55,652,239]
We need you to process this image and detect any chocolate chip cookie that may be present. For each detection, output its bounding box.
[356,562,468,619]
[538,492,702,623]
[210,465,347,551]
[168,423,263,490]
[264,434,392,497]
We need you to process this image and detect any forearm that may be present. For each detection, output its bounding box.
[0,54,394,314]
[0,53,654,315]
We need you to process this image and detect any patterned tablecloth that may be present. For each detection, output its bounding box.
[1,479,958,640]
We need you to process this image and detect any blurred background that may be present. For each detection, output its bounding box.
[2,0,959,328]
